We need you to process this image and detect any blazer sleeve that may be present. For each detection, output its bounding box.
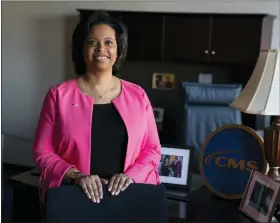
[33,87,75,187]
[124,86,161,183]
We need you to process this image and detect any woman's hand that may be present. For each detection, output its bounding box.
[76,174,108,203]
[108,173,133,195]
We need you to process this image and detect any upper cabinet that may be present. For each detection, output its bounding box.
[77,10,274,67]
[122,12,164,61]
[164,14,211,64]
[163,14,269,66]
[209,15,263,65]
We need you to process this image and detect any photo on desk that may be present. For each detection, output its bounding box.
[240,170,280,223]
[158,145,193,189]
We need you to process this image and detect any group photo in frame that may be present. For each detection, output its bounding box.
[158,145,193,189]
[240,170,280,223]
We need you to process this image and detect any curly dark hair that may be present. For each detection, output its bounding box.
[71,10,128,75]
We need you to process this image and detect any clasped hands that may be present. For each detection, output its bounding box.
[76,173,133,203]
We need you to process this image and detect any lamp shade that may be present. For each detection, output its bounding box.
[230,49,280,115]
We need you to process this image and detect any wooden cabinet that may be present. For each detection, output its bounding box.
[122,12,164,61]
[164,14,266,66]
[164,14,211,64]
[210,15,263,65]
[77,9,274,68]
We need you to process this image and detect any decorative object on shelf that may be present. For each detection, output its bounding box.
[240,170,280,223]
[230,49,280,182]
[158,145,193,189]
[152,107,165,123]
[199,124,267,199]
[198,73,213,84]
[152,73,175,89]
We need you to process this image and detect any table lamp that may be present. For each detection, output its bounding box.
[230,49,280,181]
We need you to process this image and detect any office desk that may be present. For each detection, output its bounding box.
[9,169,257,223]
[170,186,255,223]
[9,169,41,222]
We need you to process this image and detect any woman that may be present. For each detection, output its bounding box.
[33,11,161,204]
[160,156,171,177]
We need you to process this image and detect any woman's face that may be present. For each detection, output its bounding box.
[84,24,118,73]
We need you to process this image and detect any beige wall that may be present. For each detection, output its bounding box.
[2,1,279,166]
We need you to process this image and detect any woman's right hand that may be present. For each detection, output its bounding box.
[76,174,108,203]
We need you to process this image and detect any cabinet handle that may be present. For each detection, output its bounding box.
[211,51,216,55]
[204,50,209,54]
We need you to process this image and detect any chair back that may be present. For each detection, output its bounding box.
[44,184,169,223]
[177,82,242,172]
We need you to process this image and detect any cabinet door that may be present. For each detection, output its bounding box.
[164,15,211,64]
[210,15,263,65]
[122,12,163,61]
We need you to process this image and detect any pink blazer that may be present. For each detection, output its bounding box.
[33,78,161,189]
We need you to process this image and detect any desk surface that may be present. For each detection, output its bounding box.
[9,168,39,187]
[169,186,255,223]
[10,170,274,223]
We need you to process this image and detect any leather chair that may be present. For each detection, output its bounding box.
[44,184,169,223]
[177,82,243,173]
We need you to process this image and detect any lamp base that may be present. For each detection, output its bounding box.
[264,116,280,182]
[267,167,280,181]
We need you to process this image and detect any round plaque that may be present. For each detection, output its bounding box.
[199,124,267,199]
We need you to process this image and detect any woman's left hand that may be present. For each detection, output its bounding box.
[108,173,133,195]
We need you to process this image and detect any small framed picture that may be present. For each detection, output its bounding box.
[152,73,175,89]
[158,145,193,190]
[152,107,165,123]
[240,170,280,223]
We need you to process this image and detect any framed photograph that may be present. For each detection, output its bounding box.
[240,170,280,223]
[158,145,193,190]
[152,107,165,123]
[152,73,175,89]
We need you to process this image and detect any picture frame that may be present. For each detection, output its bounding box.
[158,145,193,190]
[240,170,280,223]
[152,73,175,90]
[152,107,165,123]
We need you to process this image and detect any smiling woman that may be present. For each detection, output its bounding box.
[72,11,127,76]
[32,10,161,205]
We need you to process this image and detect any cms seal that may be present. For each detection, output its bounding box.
[204,151,259,171]
[199,124,266,200]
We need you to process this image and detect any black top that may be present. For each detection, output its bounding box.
[90,103,128,179]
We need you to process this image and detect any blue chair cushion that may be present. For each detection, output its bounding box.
[182,82,242,105]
